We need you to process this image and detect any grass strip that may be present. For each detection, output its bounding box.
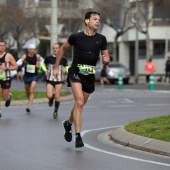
[0,91,71,100]
[125,115,170,142]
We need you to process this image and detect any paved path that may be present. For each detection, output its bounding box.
[2,79,170,157]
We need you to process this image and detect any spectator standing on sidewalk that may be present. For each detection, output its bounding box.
[0,40,18,118]
[145,58,155,83]
[164,56,170,83]
[53,11,110,148]
[44,43,69,119]
[17,44,46,113]
[100,64,108,86]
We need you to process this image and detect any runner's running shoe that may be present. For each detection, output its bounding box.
[75,135,84,148]
[5,93,12,107]
[62,120,72,142]
[53,111,58,119]
[48,98,54,107]
[0,112,2,118]
[26,108,30,113]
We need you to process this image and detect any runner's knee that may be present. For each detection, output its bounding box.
[75,98,84,108]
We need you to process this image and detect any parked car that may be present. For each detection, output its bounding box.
[95,62,131,84]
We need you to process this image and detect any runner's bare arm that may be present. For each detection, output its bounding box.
[101,50,110,65]
[36,54,42,61]
[16,54,26,66]
[7,54,18,70]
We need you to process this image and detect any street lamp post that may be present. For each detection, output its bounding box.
[50,0,58,50]
[134,0,139,83]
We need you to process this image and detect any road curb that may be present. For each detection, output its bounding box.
[110,126,170,157]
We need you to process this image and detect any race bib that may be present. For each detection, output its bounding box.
[0,69,6,80]
[26,64,36,73]
[77,64,95,75]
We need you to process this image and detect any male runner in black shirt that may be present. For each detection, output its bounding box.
[53,11,110,148]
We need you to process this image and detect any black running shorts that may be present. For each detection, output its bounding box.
[0,79,11,89]
[46,80,64,87]
[67,66,95,94]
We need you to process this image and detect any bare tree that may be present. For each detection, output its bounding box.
[136,0,170,60]
[0,5,37,53]
[94,0,134,61]
[153,0,170,24]
[0,6,11,41]
[135,0,154,60]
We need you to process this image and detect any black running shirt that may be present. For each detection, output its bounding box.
[68,31,107,66]
[23,54,38,77]
[44,55,68,66]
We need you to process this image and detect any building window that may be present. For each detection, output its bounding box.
[153,41,165,58]
[138,41,146,59]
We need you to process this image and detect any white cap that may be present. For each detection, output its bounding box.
[28,44,36,49]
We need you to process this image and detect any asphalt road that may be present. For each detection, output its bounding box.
[0,80,170,170]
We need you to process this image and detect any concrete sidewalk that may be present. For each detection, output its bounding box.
[110,126,170,157]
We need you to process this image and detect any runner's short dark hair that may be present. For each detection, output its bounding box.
[0,40,5,43]
[85,11,100,20]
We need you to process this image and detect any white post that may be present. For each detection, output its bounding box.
[134,0,139,83]
[50,0,58,50]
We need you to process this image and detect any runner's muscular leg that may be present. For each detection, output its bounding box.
[54,84,63,101]
[27,81,37,106]
[25,84,30,99]
[2,88,10,101]
[69,81,90,133]
[69,91,90,125]
[46,83,54,99]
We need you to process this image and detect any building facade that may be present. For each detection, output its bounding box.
[2,0,170,76]
[118,0,170,75]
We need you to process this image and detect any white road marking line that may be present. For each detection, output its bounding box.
[81,126,170,167]
[109,105,134,108]
[102,98,135,104]
[146,104,170,106]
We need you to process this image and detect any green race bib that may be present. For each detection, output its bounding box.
[0,69,6,80]
[77,64,95,75]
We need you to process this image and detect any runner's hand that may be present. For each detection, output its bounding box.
[102,54,110,65]
[0,65,7,70]
[53,67,59,79]
[45,70,49,77]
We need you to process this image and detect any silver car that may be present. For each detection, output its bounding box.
[95,62,131,84]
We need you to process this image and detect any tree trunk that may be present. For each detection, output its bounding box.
[146,28,150,61]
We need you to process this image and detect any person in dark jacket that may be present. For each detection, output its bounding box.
[164,56,170,83]
[100,64,108,86]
